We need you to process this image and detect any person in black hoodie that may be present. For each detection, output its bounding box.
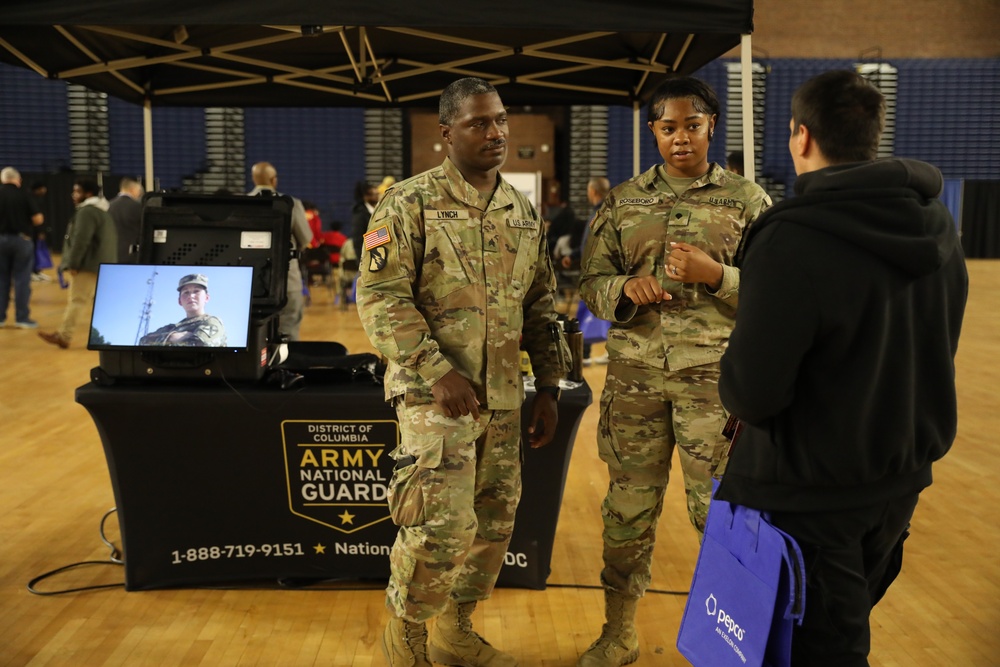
[716,70,968,666]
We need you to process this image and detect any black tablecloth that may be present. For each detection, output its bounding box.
[76,376,591,590]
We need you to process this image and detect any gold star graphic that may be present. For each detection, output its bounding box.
[313,543,326,554]
[338,510,356,525]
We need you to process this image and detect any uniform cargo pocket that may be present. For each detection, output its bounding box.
[387,462,425,526]
[386,435,443,527]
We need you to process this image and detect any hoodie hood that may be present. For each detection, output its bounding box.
[749,158,956,278]
[80,195,111,211]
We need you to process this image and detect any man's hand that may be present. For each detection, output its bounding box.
[623,275,672,305]
[431,369,481,420]
[666,242,724,289]
[527,391,559,448]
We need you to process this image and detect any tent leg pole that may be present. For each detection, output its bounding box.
[632,100,640,177]
[740,33,755,182]
[144,98,155,192]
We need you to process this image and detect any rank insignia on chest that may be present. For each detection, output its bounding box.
[368,245,389,272]
[364,225,391,250]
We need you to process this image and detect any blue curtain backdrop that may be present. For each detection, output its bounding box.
[2,58,997,254]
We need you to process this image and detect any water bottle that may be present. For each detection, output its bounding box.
[564,318,584,382]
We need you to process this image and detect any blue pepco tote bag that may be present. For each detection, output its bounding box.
[677,480,806,667]
[575,299,611,344]
[34,237,54,270]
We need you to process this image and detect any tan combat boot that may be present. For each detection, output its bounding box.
[576,590,640,666]
[382,615,432,667]
[428,599,518,666]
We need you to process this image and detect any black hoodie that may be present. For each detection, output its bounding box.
[716,158,968,512]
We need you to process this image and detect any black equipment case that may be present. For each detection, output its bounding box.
[93,192,294,385]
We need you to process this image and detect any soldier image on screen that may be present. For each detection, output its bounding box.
[138,273,227,346]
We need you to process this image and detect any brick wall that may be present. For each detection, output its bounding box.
[726,0,999,59]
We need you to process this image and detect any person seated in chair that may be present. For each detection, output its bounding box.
[322,221,348,265]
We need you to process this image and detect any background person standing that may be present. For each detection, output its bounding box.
[38,178,116,349]
[108,176,144,263]
[248,161,312,341]
[0,166,44,328]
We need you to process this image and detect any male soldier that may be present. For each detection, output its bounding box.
[356,77,569,667]
[577,77,770,666]
[139,273,227,346]
[717,70,968,666]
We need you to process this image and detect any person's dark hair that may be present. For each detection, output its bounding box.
[353,180,374,202]
[647,77,720,127]
[791,70,885,163]
[726,150,745,174]
[439,77,498,125]
[75,178,100,197]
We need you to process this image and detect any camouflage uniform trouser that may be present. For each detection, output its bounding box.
[597,359,730,597]
[386,400,522,622]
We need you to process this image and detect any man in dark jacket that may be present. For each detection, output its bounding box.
[717,70,968,666]
[0,166,44,327]
[108,176,144,262]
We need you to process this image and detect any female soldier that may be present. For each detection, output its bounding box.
[576,77,771,667]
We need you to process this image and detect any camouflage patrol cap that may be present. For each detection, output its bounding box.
[177,273,209,291]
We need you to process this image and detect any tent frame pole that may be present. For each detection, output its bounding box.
[143,98,154,191]
[632,101,641,177]
[740,33,755,182]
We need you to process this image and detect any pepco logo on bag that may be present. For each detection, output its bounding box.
[705,593,746,641]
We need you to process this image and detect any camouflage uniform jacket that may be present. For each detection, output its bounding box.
[356,157,569,409]
[579,163,770,371]
[139,314,227,346]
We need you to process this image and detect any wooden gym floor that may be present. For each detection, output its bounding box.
[0,260,997,666]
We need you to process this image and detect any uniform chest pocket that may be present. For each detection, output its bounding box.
[508,227,540,296]
[424,219,480,299]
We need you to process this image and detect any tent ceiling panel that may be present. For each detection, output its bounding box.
[0,1,752,107]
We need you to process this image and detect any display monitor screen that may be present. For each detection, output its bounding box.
[88,264,255,351]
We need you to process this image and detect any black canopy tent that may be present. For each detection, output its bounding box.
[0,0,758,182]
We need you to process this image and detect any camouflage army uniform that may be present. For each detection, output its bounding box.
[579,162,770,597]
[139,314,227,346]
[356,157,569,622]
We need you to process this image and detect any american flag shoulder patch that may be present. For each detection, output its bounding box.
[364,225,391,250]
